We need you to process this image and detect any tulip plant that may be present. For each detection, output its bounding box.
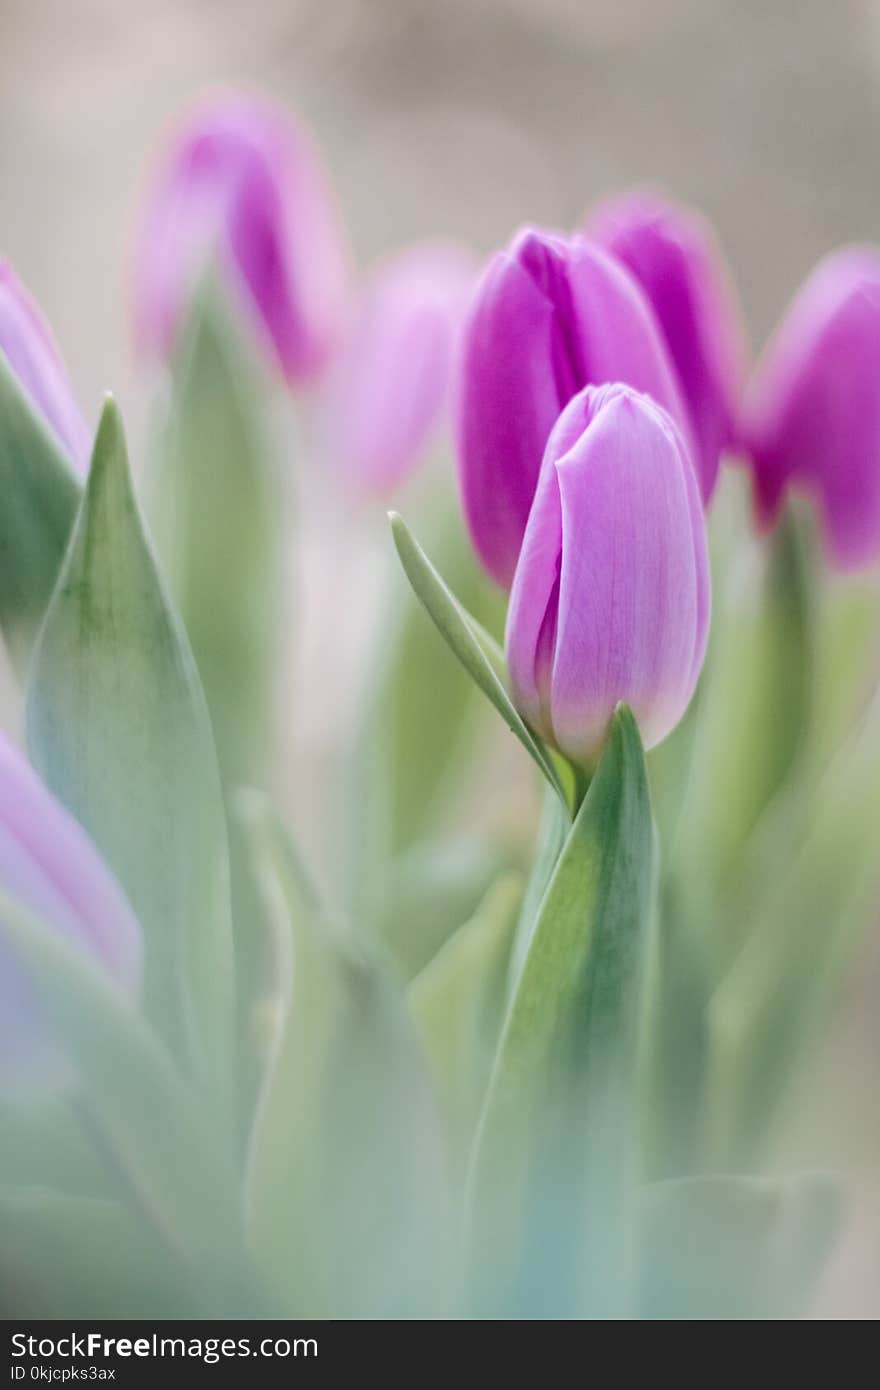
[0,90,878,1321]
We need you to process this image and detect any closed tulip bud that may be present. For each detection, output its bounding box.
[0,260,91,470]
[456,227,689,587]
[587,189,746,502]
[506,383,710,765]
[0,733,142,1080]
[321,243,474,496]
[740,247,880,570]
[133,91,349,382]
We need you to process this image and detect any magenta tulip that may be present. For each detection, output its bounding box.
[0,260,91,471]
[506,383,710,764]
[587,189,746,502]
[321,243,474,496]
[456,227,689,587]
[133,91,349,382]
[0,733,142,1078]
[740,246,880,570]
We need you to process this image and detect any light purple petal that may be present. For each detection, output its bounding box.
[741,246,880,569]
[134,91,350,382]
[506,383,710,765]
[0,732,142,1075]
[0,260,91,472]
[456,229,570,586]
[322,243,474,496]
[587,190,747,501]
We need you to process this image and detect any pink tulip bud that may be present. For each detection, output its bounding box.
[456,227,690,587]
[320,243,474,496]
[587,189,746,502]
[0,260,91,471]
[506,383,710,765]
[0,733,142,1080]
[740,246,880,570]
[133,91,350,383]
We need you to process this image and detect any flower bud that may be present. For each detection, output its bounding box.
[0,733,142,1080]
[320,243,474,496]
[133,91,349,382]
[506,383,710,764]
[456,227,689,587]
[587,189,746,502]
[740,246,880,570]
[0,259,91,470]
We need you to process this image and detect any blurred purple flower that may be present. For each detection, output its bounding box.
[587,189,746,502]
[0,732,142,1080]
[456,227,690,587]
[321,243,474,497]
[133,91,350,382]
[506,383,710,765]
[0,259,91,471]
[740,246,880,570]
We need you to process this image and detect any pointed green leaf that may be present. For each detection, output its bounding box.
[242,796,452,1318]
[408,871,522,1173]
[0,889,245,1302]
[151,287,280,788]
[25,399,235,1098]
[637,1172,840,1319]
[389,512,567,806]
[0,350,82,665]
[468,706,655,1315]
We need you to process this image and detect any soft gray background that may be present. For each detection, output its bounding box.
[2,0,880,1314]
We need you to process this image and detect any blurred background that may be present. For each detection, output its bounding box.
[2,0,880,1315]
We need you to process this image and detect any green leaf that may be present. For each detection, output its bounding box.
[506,783,570,994]
[0,350,82,666]
[0,1188,193,1318]
[408,871,522,1174]
[151,287,280,788]
[705,689,880,1166]
[468,706,655,1316]
[0,889,247,1309]
[637,1172,840,1319]
[670,489,813,963]
[25,399,235,1102]
[389,512,568,807]
[242,795,451,1318]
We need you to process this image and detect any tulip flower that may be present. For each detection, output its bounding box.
[456,227,689,587]
[0,259,91,471]
[506,383,710,764]
[133,91,349,382]
[587,189,746,502]
[0,732,142,1078]
[320,243,474,497]
[739,246,880,570]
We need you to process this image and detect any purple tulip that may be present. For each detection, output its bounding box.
[0,732,142,1080]
[506,383,710,764]
[0,260,91,471]
[456,227,690,587]
[321,243,474,496]
[740,247,880,570]
[587,189,746,502]
[133,91,350,383]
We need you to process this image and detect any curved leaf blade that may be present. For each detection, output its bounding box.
[389,512,567,806]
[25,399,235,1098]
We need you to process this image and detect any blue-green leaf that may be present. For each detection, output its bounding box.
[0,889,246,1306]
[151,288,280,788]
[242,795,451,1317]
[25,399,235,1102]
[468,705,655,1316]
[408,871,522,1174]
[637,1172,840,1319]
